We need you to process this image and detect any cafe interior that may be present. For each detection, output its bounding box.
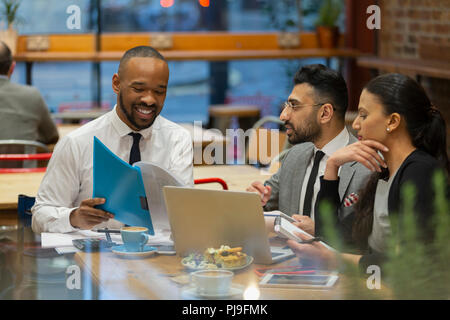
[0,0,449,301]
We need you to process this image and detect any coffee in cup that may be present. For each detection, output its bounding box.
[190,269,234,296]
[120,226,149,252]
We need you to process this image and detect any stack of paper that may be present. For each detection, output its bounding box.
[42,229,174,253]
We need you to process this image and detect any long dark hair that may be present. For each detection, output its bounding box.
[352,73,449,247]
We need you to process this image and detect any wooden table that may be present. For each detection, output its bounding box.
[0,165,269,212]
[74,243,355,300]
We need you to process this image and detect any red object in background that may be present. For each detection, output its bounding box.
[194,178,228,190]
[0,153,52,161]
[0,168,47,173]
[0,153,52,173]
[160,0,174,8]
[199,0,210,7]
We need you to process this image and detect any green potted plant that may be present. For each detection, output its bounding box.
[315,0,342,49]
[0,0,21,54]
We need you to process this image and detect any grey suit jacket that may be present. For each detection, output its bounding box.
[0,77,58,144]
[264,134,371,225]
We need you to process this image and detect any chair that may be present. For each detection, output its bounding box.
[0,140,51,172]
[208,105,261,135]
[194,178,228,190]
[17,195,35,228]
[246,116,292,167]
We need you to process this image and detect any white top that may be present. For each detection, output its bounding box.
[31,106,194,234]
[298,127,350,220]
[368,170,398,253]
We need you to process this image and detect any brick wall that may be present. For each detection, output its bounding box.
[379,0,450,59]
[379,0,450,151]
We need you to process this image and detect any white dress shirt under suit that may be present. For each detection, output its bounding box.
[298,128,350,220]
[31,106,194,234]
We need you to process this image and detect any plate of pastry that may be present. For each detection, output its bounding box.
[181,245,253,271]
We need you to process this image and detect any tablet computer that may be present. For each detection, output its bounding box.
[259,272,339,289]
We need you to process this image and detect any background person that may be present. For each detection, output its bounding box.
[0,41,58,144]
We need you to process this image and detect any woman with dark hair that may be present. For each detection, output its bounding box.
[287,73,449,269]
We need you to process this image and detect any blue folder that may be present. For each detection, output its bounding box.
[92,136,154,235]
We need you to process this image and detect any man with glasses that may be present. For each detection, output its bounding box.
[247,64,370,245]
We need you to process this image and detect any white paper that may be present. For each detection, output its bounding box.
[135,161,187,230]
[278,217,336,252]
[263,210,283,217]
[145,229,174,246]
[41,230,122,248]
[41,229,173,248]
[55,246,80,254]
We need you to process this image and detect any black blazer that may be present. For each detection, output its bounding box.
[315,149,448,269]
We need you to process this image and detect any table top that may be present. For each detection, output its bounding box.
[0,165,268,210]
[0,226,391,300]
[74,243,350,300]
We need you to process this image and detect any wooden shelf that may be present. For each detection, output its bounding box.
[14,48,361,62]
[357,56,450,80]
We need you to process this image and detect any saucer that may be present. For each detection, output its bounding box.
[181,284,244,300]
[111,245,157,257]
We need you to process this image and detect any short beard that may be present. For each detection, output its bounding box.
[287,114,322,145]
[119,92,156,130]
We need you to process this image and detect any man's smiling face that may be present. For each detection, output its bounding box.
[113,57,169,131]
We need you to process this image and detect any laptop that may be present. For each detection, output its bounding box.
[163,186,295,264]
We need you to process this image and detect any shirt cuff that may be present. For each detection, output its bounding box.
[59,207,80,233]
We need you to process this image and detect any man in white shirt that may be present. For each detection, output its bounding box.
[247,64,370,243]
[32,46,193,234]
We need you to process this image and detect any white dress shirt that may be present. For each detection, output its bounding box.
[298,127,350,220]
[31,106,194,234]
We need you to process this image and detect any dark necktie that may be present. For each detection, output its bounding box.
[128,132,142,165]
[303,150,325,217]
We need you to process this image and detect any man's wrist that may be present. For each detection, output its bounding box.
[69,208,79,229]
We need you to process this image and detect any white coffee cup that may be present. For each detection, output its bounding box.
[190,269,234,295]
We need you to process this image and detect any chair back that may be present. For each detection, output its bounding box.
[17,194,35,227]
[0,140,50,169]
[246,116,291,166]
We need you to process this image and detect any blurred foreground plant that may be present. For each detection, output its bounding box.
[318,171,449,299]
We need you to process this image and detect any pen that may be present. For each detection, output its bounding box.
[93,228,121,234]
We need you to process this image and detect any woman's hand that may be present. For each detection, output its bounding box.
[324,140,389,180]
[292,214,315,236]
[286,232,338,270]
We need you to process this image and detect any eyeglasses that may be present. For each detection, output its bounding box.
[282,101,335,112]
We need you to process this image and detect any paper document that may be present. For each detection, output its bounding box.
[135,162,186,230]
[264,210,283,217]
[41,229,173,248]
[41,230,121,248]
[267,211,337,252]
